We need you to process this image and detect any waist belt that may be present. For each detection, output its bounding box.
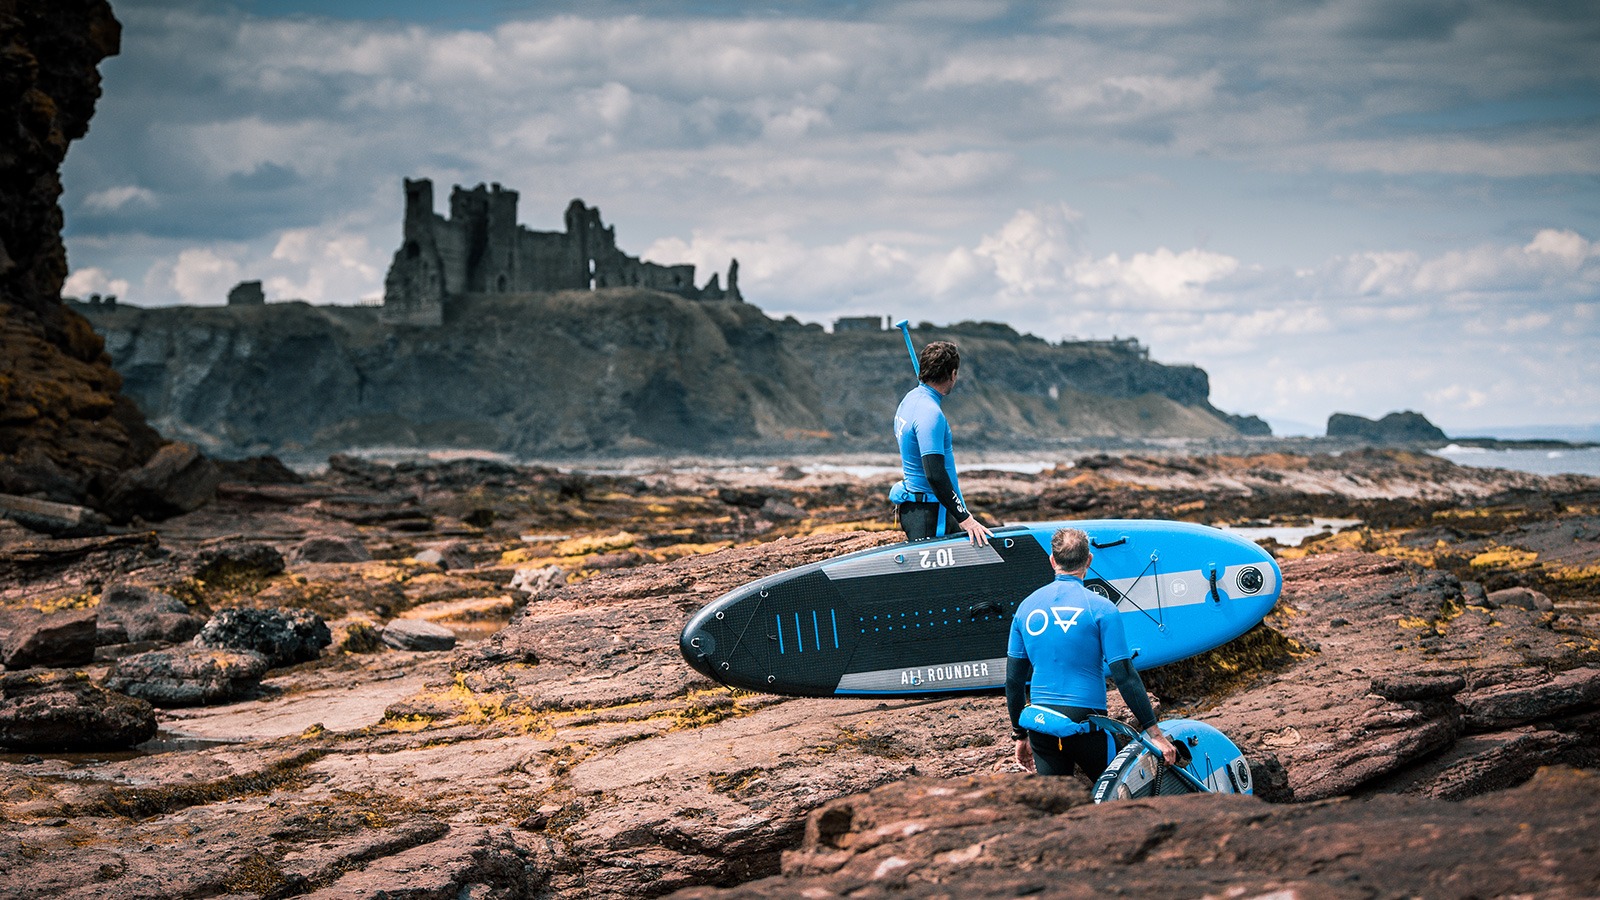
[1020,704,1094,739]
[888,480,932,504]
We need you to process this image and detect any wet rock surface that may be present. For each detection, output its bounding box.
[0,448,1594,898]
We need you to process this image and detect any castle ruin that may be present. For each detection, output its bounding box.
[382,178,740,326]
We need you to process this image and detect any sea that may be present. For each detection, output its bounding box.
[313,443,1600,480]
[1429,444,1600,478]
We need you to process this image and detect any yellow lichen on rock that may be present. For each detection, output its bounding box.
[555,531,637,556]
[1470,547,1538,569]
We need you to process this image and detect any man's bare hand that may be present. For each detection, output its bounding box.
[959,515,993,547]
[1144,725,1180,766]
[1014,737,1035,772]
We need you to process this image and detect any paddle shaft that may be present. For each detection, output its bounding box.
[894,319,919,379]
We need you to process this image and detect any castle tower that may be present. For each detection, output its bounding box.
[484,183,519,293]
[381,178,446,326]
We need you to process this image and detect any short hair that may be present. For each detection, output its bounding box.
[1051,528,1091,571]
[918,341,960,384]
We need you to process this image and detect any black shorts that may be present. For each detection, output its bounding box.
[1029,723,1118,779]
[897,501,959,541]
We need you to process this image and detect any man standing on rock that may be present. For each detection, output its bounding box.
[890,340,993,545]
[1007,527,1178,779]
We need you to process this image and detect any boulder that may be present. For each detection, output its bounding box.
[290,535,372,564]
[760,497,806,520]
[415,540,473,570]
[95,619,128,646]
[96,584,204,643]
[382,618,457,652]
[1,608,98,669]
[102,646,270,707]
[195,607,331,667]
[102,441,222,522]
[0,670,157,751]
[192,540,286,580]
[508,565,565,599]
[1486,586,1555,612]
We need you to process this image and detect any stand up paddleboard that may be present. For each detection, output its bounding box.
[1089,716,1253,801]
[680,519,1280,697]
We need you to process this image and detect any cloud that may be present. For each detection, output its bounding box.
[83,185,157,213]
[63,267,131,299]
[167,247,243,305]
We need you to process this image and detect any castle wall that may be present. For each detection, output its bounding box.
[516,230,585,291]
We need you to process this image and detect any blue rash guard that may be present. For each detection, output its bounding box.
[1006,574,1131,709]
[892,383,968,531]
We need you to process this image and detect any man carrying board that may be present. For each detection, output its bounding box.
[890,339,994,545]
[1007,527,1179,779]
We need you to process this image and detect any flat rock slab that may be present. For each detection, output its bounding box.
[382,618,457,651]
[160,657,444,741]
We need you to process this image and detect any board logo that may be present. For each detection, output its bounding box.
[899,661,992,685]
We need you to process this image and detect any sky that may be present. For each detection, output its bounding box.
[60,0,1600,438]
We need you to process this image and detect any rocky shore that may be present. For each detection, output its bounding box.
[1,448,1598,897]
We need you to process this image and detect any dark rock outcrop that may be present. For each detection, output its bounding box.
[1327,409,1448,443]
[0,668,156,750]
[194,607,330,668]
[0,0,174,513]
[102,645,270,706]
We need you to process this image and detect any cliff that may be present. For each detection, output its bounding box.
[78,290,1266,459]
[0,1,169,507]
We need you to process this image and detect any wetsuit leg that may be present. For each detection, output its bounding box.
[1028,727,1116,778]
